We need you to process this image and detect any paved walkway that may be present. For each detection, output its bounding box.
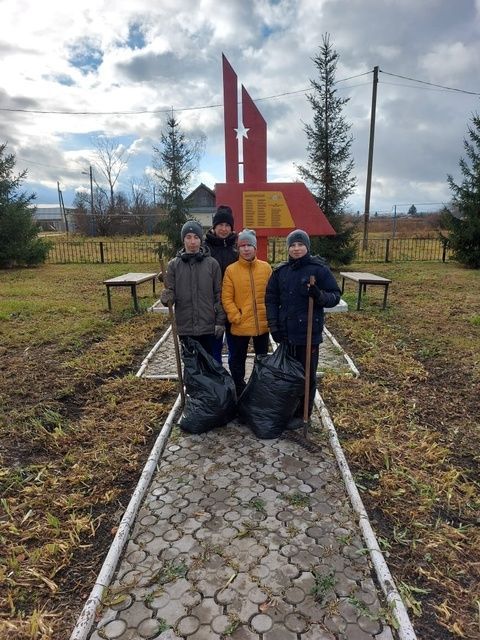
[88,332,397,640]
[141,330,353,380]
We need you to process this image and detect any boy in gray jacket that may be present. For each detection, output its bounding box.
[161,220,225,356]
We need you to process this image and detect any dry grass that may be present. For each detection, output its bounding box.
[1,260,479,639]
[324,261,480,639]
[0,263,177,639]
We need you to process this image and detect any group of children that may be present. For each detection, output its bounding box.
[160,205,341,429]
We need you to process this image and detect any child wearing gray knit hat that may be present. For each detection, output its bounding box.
[181,220,203,242]
[286,229,310,251]
[238,228,257,248]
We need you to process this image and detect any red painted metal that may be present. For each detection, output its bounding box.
[222,54,239,184]
[217,55,335,259]
[242,85,267,183]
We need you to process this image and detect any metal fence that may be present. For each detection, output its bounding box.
[46,240,168,264]
[269,237,451,264]
[46,237,451,265]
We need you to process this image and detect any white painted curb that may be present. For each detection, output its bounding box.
[69,394,182,640]
[315,391,417,640]
[136,325,172,378]
[323,325,360,377]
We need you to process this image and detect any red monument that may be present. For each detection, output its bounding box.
[215,55,335,259]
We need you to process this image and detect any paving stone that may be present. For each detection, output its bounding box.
[215,587,237,605]
[358,614,382,634]
[323,613,348,634]
[119,600,153,627]
[86,336,398,640]
[302,629,336,640]
[264,625,297,640]
[211,614,230,634]
[375,627,395,640]
[335,572,359,596]
[98,619,127,638]
[108,594,133,612]
[344,624,377,639]
[247,585,269,604]
[250,613,273,633]
[176,615,200,636]
[188,625,221,639]
[190,597,222,623]
[227,597,259,622]
[138,617,164,638]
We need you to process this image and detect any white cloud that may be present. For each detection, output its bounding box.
[0,0,478,211]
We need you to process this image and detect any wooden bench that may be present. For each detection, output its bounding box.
[103,272,158,312]
[340,271,392,310]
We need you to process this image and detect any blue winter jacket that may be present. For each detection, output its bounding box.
[265,254,341,346]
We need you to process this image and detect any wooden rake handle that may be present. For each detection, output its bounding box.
[303,275,316,439]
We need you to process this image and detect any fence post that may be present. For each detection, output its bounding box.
[99,241,105,263]
[385,238,390,263]
[442,239,447,263]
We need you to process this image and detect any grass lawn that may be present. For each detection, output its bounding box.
[0,260,479,639]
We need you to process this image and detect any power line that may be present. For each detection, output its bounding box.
[1,68,478,117]
[0,71,372,116]
[379,80,467,93]
[380,69,480,96]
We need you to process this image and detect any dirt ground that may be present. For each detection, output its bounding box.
[0,261,479,639]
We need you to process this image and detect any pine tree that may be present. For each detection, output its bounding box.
[152,115,204,253]
[0,143,51,268]
[408,204,417,216]
[297,34,357,265]
[441,113,480,268]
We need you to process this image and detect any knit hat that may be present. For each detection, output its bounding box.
[238,228,257,248]
[181,220,203,242]
[213,205,234,229]
[286,229,310,251]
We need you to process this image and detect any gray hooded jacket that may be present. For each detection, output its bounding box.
[161,246,225,336]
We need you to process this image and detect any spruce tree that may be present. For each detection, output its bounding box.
[297,34,357,265]
[441,113,480,268]
[0,143,51,268]
[152,116,204,253]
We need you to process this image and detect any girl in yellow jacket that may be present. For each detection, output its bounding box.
[222,229,272,396]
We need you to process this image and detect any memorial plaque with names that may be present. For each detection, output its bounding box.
[243,191,294,228]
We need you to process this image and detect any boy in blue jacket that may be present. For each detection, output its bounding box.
[265,230,341,429]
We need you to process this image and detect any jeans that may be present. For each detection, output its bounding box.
[229,333,270,394]
[179,334,215,357]
[211,326,235,366]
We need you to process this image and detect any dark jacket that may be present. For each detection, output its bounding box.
[204,229,238,276]
[265,254,341,346]
[160,246,225,336]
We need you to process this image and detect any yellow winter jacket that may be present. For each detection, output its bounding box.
[222,256,272,336]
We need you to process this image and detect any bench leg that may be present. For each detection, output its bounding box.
[382,284,389,309]
[131,285,139,312]
[356,284,362,310]
[106,286,112,311]
[341,277,345,294]
[152,278,156,295]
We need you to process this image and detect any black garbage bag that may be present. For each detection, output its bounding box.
[238,342,305,439]
[178,337,237,434]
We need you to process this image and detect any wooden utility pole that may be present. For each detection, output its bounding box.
[363,65,379,250]
[57,181,69,235]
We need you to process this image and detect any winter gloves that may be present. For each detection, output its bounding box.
[214,325,225,340]
[307,283,326,306]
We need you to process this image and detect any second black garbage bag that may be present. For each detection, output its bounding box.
[238,342,305,439]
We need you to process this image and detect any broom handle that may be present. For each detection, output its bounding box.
[303,275,316,438]
[168,301,185,407]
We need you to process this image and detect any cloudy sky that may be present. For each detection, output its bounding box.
[1,0,479,214]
